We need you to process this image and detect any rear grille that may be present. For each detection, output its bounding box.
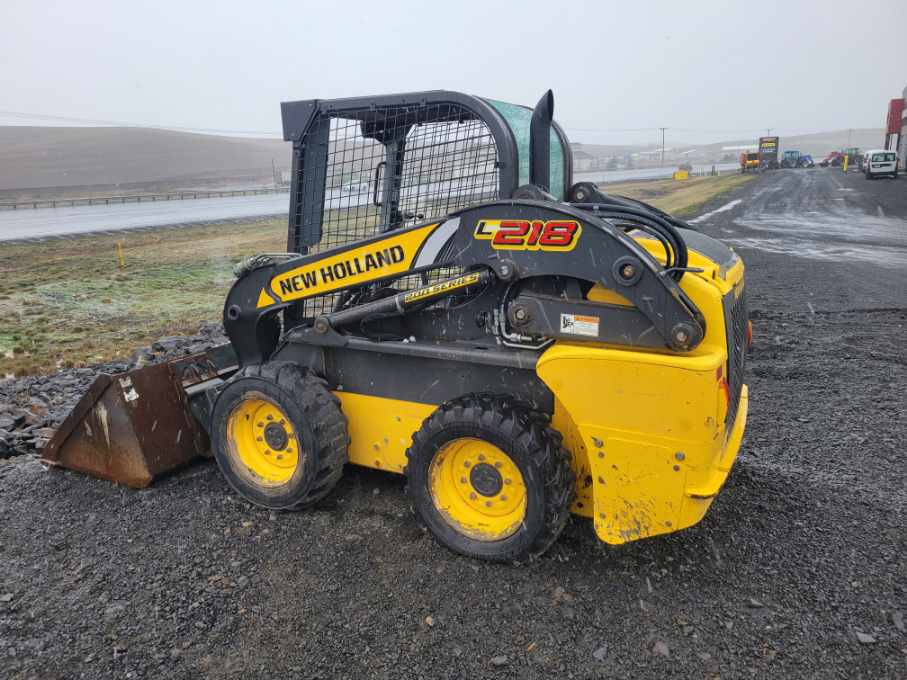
[724,287,748,431]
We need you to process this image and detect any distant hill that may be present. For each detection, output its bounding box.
[697,128,886,161]
[0,124,889,196]
[0,127,290,193]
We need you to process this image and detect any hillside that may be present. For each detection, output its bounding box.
[0,127,290,192]
[0,125,889,196]
[697,128,886,161]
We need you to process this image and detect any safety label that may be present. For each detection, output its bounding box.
[560,313,599,337]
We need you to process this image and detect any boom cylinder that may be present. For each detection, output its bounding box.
[315,269,492,332]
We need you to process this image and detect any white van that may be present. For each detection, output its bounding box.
[864,149,898,179]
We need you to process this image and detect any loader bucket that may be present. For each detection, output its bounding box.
[42,353,228,488]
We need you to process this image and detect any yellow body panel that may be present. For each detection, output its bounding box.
[335,392,434,472]
[328,238,747,546]
[537,243,747,543]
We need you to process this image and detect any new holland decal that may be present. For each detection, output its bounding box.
[474,219,581,251]
[260,223,440,307]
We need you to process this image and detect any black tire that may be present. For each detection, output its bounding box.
[211,362,348,510]
[406,394,575,562]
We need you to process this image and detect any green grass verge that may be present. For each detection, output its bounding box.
[601,173,755,216]
[0,219,286,375]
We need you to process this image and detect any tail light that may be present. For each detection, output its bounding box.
[716,365,731,411]
[746,320,753,350]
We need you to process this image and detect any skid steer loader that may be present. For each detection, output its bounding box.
[44,90,749,561]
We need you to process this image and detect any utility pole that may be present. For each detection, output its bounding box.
[847,128,853,147]
[766,128,772,137]
[658,127,668,167]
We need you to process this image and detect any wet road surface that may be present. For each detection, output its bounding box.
[0,193,290,241]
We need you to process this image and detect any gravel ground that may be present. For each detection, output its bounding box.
[0,323,229,458]
[1,168,906,679]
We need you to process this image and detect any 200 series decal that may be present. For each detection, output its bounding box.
[474,219,581,251]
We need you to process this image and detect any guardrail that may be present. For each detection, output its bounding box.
[0,186,290,211]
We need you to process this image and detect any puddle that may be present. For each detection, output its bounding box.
[688,199,743,224]
[734,210,907,247]
[727,236,907,269]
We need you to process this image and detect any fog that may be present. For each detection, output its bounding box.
[2,0,905,144]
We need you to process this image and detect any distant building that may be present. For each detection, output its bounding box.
[901,87,907,169]
[571,144,597,172]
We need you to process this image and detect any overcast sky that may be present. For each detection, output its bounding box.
[2,0,905,145]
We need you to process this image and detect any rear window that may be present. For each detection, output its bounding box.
[872,152,896,162]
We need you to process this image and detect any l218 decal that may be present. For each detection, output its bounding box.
[474,219,581,251]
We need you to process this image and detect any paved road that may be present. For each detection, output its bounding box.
[2,167,906,679]
[576,162,739,184]
[0,193,290,241]
[691,167,907,309]
[0,165,743,242]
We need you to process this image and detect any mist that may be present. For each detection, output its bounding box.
[2,0,905,145]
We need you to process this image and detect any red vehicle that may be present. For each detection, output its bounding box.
[819,151,844,167]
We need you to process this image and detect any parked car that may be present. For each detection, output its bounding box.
[798,154,815,168]
[863,150,899,179]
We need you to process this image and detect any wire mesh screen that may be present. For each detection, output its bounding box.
[292,102,501,317]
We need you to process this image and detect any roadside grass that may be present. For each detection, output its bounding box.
[0,173,753,375]
[0,218,285,375]
[600,173,754,216]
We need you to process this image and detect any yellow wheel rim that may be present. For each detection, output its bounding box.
[226,395,300,487]
[428,437,527,541]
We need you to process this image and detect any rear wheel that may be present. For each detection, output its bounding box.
[406,394,574,562]
[211,362,348,510]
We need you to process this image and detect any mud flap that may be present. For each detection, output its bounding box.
[42,348,236,488]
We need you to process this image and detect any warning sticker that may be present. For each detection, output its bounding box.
[560,313,600,338]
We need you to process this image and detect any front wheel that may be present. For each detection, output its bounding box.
[406,394,575,562]
[211,362,348,510]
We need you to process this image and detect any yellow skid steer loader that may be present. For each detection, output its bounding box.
[44,91,749,561]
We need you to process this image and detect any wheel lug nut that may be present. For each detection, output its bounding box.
[460,477,467,484]
[267,415,273,421]
[505,479,512,485]
[279,419,285,425]
[463,461,471,468]
[478,454,485,462]
[257,436,263,442]
[258,422,264,427]
[494,462,502,469]
[485,501,492,507]
[276,454,283,460]
[501,495,507,501]
[469,492,477,500]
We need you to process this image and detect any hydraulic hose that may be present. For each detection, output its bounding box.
[571,204,689,281]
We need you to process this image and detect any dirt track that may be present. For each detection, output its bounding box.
[1,168,906,679]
